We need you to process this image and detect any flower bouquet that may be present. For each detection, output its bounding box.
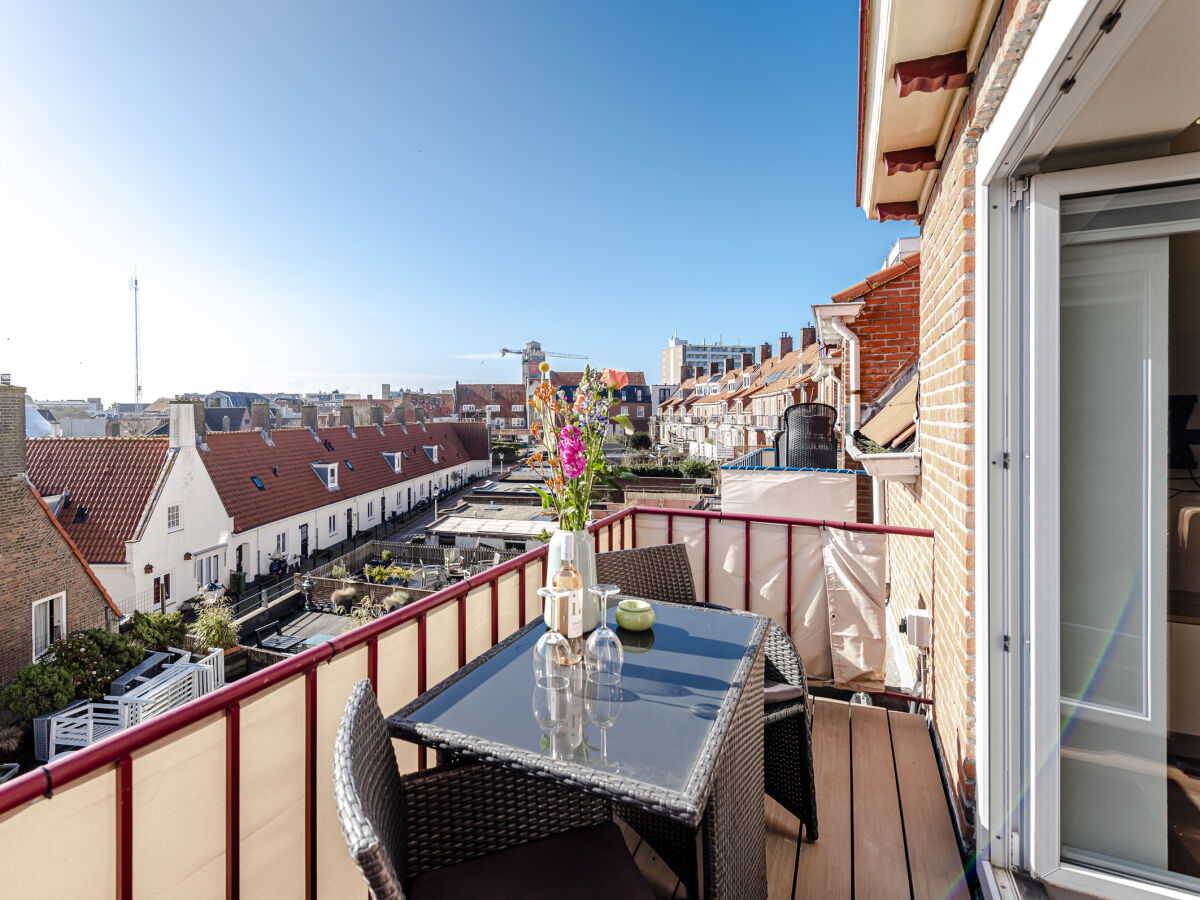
[527,364,634,629]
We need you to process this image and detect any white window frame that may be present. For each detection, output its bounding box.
[328,514,337,535]
[366,500,375,519]
[423,445,438,463]
[462,404,477,412]
[512,404,525,413]
[167,503,182,532]
[276,532,287,554]
[32,593,66,660]
[383,451,402,473]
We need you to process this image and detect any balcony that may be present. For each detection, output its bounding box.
[0,506,960,898]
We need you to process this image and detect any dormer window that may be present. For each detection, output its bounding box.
[312,462,339,490]
[382,451,402,473]
[423,445,438,463]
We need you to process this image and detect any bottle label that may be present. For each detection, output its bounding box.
[566,588,583,639]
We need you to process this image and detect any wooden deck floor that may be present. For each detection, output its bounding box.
[622,698,971,899]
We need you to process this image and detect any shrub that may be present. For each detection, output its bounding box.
[330,565,351,580]
[679,456,715,478]
[43,629,144,701]
[331,586,357,607]
[627,432,652,451]
[129,610,188,652]
[191,599,239,651]
[380,549,393,564]
[2,664,74,729]
[342,597,390,633]
[0,724,23,755]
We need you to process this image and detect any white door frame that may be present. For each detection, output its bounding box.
[1029,153,1200,899]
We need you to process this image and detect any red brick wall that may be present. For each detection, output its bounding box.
[0,480,115,685]
[854,267,921,403]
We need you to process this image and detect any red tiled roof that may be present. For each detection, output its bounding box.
[454,383,527,422]
[831,252,920,303]
[27,483,122,615]
[25,437,171,564]
[201,423,474,533]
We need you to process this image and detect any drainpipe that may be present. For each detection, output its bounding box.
[830,317,860,436]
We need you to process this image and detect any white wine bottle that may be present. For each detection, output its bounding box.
[552,537,584,665]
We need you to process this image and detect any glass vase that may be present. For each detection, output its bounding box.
[545,529,599,632]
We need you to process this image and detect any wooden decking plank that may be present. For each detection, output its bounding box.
[851,703,910,900]
[889,711,970,900]
[765,795,801,899]
[794,699,853,900]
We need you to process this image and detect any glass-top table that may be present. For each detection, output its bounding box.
[388,600,769,899]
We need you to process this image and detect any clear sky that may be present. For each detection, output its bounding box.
[0,1,915,403]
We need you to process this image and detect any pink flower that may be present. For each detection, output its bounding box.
[559,425,586,479]
[600,368,629,390]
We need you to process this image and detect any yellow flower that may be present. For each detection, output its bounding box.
[538,361,550,373]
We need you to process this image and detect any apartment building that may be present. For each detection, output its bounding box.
[659,333,757,385]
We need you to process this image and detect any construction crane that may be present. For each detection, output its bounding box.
[499,341,588,396]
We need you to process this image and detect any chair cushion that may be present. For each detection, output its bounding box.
[764,678,805,704]
[410,821,655,900]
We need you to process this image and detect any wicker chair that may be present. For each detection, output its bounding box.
[333,680,654,899]
[596,544,818,840]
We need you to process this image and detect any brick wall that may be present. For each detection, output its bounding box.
[0,384,116,685]
[854,266,921,402]
[879,0,1049,837]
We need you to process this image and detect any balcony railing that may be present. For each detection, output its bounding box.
[0,505,933,898]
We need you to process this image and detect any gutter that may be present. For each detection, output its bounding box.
[830,317,861,434]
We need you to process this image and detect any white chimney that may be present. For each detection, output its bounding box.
[169,401,197,450]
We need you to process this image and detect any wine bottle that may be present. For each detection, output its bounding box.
[552,537,584,665]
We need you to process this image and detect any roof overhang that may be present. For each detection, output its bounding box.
[811,302,866,343]
[857,0,1000,221]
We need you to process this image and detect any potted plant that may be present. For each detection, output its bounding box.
[527,365,633,631]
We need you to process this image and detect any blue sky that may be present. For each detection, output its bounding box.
[0,1,915,403]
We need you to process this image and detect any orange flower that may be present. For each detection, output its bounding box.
[601,368,629,390]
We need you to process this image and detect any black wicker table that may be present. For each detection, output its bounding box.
[388,600,768,900]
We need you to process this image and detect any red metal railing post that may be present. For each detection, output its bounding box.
[490,580,499,647]
[367,638,378,691]
[117,754,132,900]
[704,517,710,605]
[785,524,793,639]
[667,511,673,544]
[457,596,467,669]
[518,566,527,628]
[744,520,751,611]
[305,668,317,900]
[227,703,240,900]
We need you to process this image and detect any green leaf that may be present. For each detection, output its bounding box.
[532,486,554,509]
[611,414,635,435]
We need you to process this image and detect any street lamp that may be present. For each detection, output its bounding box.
[302,576,314,610]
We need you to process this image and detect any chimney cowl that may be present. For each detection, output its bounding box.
[778,332,794,357]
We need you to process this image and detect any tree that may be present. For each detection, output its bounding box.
[1,664,74,730]
[42,629,144,701]
[191,599,239,651]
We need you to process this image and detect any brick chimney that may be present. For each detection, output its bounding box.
[169,400,198,450]
[301,405,318,431]
[680,365,694,382]
[106,420,121,437]
[741,352,754,369]
[192,401,207,449]
[778,332,794,357]
[759,342,772,364]
[711,362,722,377]
[725,356,737,374]
[370,405,385,429]
[339,404,355,428]
[222,415,231,432]
[800,326,817,350]
[0,381,28,478]
[695,364,706,378]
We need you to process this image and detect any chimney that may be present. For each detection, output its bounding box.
[695,364,706,378]
[192,401,207,449]
[339,404,355,428]
[778,331,794,357]
[759,342,772,364]
[381,383,391,400]
[0,381,28,478]
[107,420,121,437]
[725,356,737,374]
[800,326,817,350]
[222,415,231,432]
[367,394,373,402]
[370,405,385,429]
[301,405,318,431]
[168,401,198,450]
[741,352,754,369]
[251,401,271,435]
[680,365,694,382]
[711,362,722,377]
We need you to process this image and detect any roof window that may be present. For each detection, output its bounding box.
[251,477,265,491]
[311,462,339,490]
[423,445,438,463]
[344,460,354,471]
[382,451,402,473]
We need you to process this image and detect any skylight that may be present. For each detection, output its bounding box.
[251,477,265,491]
[344,460,354,471]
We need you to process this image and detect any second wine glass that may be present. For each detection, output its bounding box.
[585,584,623,684]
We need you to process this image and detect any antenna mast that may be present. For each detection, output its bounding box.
[129,272,142,407]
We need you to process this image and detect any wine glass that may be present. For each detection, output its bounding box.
[584,678,622,773]
[532,678,570,758]
[585,584,623,685]
[533,588,571,688]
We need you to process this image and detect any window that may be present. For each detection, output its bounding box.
[423,445,438,463]
[167,504,182,531]
[251,476,265,491]
[311,462,338,489]
[195,553,220,587]
[396,491,402,508]
[512,404,524,412]
[621,406,629,416]
[382,451,402,473]
[512,418,525,428]
[486,405,501,413]
[275,533,287,554]
[344,460,354,471]
[328,514,336,535]
[32,593,65,659]
[462,404,477,412]
[493,418,506,429]
[636,406,645,418]
[366,501,375,519]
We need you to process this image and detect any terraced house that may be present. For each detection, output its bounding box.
[23,400,489,615]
